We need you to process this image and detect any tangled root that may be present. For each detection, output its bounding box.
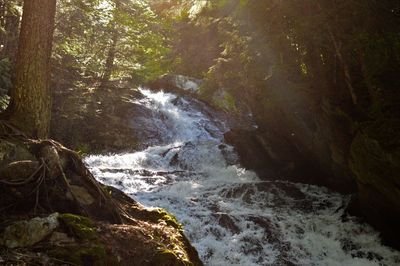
[0,120,124,224]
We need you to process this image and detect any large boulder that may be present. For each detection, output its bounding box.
[1,213,59,248]
[224,129,300,178]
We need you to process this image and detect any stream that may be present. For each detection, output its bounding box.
[85,87,400,266]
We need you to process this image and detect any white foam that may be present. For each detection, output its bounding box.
[86,88,400,266]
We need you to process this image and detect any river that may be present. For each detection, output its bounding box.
[85,87,400,266]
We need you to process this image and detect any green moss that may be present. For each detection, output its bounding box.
[75,143,91,156]
[212,91,238,113]
[58,213,97,240]
[48,245,114,266]
[155,208,183,230]
[152,249,187,266]
[50,214,120,265]
[223,92,237,111]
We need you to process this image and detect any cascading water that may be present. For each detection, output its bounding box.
[85,88,400,266]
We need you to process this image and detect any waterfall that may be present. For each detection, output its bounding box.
[85,87,400,266]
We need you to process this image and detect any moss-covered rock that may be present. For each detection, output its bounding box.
[58,213,98,240]
[43,210,201,266]
[44,213,119,265]
[47,244,112,266]
[152,249,187,266]
[154,208,183,230]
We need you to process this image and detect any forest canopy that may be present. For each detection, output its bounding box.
[1,0,400,136]
[2,0,400,104]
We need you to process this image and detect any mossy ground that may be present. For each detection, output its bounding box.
[1,206,202,265]
[59,213,97,240]
[47,244,112,266]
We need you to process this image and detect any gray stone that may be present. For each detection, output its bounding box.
[0,213,59,248]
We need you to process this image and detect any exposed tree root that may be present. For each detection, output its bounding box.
[0,120,124,224]
[0,118,159,225]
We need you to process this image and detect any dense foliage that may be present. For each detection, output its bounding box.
[156,0,400,121]
[2,0,400,108]
[53,0,171,86]
[0,0,22,95]
[1,0,172,95]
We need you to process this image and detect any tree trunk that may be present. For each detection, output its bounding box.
[100,0,122,88]
[100,28,118,87]
[1,3,21,62]
[6,0,56,139]
[0,0,5,46]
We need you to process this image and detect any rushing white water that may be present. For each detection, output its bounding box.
[85,88,400,266]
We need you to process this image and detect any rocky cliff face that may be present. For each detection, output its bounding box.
[216,72,400,249]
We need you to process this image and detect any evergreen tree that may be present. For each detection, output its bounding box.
[6,0,57,138]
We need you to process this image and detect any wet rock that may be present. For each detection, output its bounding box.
[1,213,59,248]
[224,129,298,178]
[212,213,240,234]
[224,127,356,193]
[147,74,202,93]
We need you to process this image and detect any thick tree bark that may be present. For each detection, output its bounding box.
[7,0,57,138]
